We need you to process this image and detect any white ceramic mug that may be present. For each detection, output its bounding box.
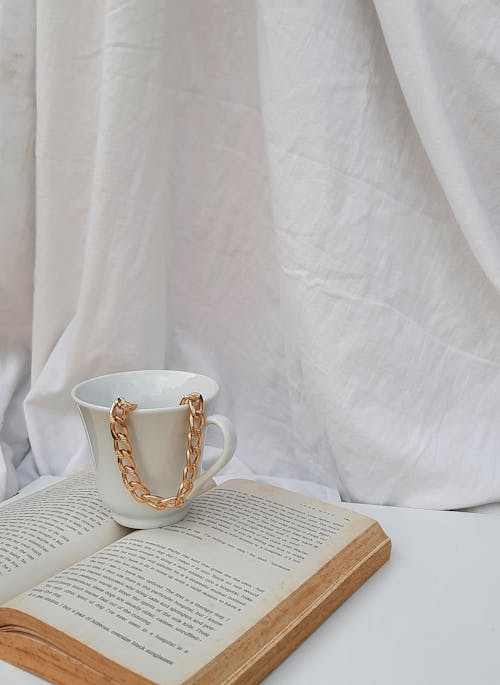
[72,370,236,529]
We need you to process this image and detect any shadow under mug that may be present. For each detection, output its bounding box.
[71,370,237,529]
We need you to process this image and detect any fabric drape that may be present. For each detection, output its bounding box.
[1,0,499,508]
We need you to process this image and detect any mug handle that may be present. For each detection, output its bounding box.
[192,414,237,494]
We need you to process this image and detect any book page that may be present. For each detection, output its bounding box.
[0,471,128,604]
[5,480,373,684]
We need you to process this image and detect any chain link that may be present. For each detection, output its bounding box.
[109,393,205,510]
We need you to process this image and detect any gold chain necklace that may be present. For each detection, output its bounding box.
[109,393,205,510]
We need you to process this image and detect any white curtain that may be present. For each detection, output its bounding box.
[1,0,500,508]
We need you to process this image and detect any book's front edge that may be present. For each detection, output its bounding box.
[184,521,391,685]
[0,628,110,685]
[0,610,156,685]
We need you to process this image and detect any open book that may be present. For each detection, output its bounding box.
[0,472,390,685]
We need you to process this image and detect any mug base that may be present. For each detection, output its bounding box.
[112,504,190,529]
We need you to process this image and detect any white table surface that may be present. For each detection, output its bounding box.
[2,497,500,684]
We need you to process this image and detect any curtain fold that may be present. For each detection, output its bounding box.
[0,0,35,499]
[1,0,499,508]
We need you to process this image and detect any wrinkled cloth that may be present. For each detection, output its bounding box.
[1,0,500,509]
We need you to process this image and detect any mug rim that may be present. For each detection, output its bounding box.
[71,369,220,413]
